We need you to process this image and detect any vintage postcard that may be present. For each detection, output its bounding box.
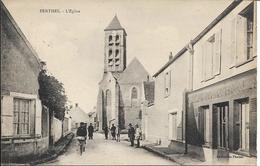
[1,0,257,165]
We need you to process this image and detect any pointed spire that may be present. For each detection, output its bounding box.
[105,15,124,31]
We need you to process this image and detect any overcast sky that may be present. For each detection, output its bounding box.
[3,0,232,112]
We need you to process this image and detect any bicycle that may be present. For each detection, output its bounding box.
[77,136,86,155]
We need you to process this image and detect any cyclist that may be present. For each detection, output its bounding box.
[76,122,87,154]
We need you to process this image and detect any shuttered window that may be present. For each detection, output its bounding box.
[13,98,30,135]
[231,3,254,66]
[201,30,222,81]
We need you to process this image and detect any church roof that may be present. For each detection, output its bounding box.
[118,57,150,84]
[105,15,124,31]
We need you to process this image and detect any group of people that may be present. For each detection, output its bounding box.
[103,124,121,142]
[103,123,142,148]
[128,123,142,148]
[76,122,95,139]
[77,122,142,152]
[76,122,95,152]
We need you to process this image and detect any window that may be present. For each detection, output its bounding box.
[115,58,120,66]
[108,49,113,57]
[108,35,113,45]
[115,49,119,58]
[201,30,221,82]
[108,49,113,66]
[235,3,254,65]
[169,112,177,140]
[165,71,171,97]
[131,87,138,99]
[131,87,138,106]
[115,35,120,45]
[198,106,210,145]
[13,98,30,135]
[234,98,250,152]
[108,59,113,66]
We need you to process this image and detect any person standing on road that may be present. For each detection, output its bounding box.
[128,123,135,146]
[135,124,141,148]
[88,123,94,140]
[103,126,109,140]
[76,122,87,152]
[110,124,116,140]
[116,125,121,142]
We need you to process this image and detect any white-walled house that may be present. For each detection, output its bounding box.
[1,2,49,162]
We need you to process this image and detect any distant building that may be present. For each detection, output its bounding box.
[68,103,89,129]
[96,16,150,130]
[1,2,49,161]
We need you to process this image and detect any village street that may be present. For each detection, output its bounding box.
[44,133,177,165]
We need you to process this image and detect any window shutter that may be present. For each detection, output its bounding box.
[230,18,236,67]
[35,99,42,136]
[249,98,257,156]
[236,15,247,64]
[205,41,213,80]
[201,43,205,82]
[213,29,222,76]
[1,96,13,136]
[201,41,207,81]
[30,100,35,136]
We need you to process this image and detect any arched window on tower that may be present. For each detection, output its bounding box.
[108,35,113,45]
[115,35,120,45]
[108,50,113,66]
[131,87,138,106]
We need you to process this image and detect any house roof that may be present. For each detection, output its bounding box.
[143,81,155,105]
[105,15,124,31]
[68,106,89,123]
[1,1,42,66]
[153,0,242,77]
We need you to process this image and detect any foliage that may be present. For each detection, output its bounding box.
[38,70,67,120]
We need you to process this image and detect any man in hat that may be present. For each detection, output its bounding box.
[128,123,135,146]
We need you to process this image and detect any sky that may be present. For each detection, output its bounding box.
[3,0,232,113]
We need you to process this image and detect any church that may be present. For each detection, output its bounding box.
[96,16,150,131]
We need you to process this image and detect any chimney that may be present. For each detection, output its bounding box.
[147,75,150,82]
[75,103,78,107]
[169,52,173,61]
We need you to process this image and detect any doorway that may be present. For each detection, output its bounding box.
[212,102,229,149]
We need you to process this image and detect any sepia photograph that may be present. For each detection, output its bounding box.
[0,0,257,165]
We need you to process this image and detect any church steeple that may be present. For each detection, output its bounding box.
[104,15,127,73]
[105,15,124,31]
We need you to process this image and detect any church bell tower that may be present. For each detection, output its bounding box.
[104,15,127,73]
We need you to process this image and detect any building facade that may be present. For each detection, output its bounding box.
[1,2,49,161]
[143,0,256,160]
[187,0,256,157]
[96,16,150,130]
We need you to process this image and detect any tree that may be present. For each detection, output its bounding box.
[38,69,67,121]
